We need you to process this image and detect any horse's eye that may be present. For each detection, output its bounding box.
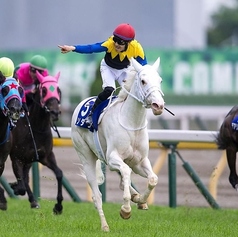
[18,86,24,98]
[2,86,9,97]
[141,80,146,85]
[42,87,47,98]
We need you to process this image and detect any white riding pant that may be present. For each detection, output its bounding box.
[100,59,128,89]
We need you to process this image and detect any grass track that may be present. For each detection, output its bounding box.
[1,198,237,237]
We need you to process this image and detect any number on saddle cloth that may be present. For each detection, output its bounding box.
[75,96,117,132]
[231,116,238,131]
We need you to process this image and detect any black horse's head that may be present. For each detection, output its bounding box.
[0,77,24,122]
[36,71,61,121]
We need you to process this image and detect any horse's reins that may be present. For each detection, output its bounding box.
[50,120,61,138]
[25,112,39,161]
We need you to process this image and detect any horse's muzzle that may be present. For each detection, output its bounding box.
[8,110,24,121]
[50,110,61,121]
[151,103,164,115]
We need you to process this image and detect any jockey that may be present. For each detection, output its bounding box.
[58,23,147,125]
[15,55,48,107]
[0,57,15,84]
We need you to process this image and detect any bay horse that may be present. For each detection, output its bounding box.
[71,57,165,232]
[0,76,24,210]
[10,71,63,214]
[216,105,238,190]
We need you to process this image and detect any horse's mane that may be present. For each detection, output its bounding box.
[117,66,137,102]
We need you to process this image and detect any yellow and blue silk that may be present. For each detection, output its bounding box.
[73,36,147,69]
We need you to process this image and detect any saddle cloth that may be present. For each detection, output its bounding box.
[75,96,117,132]
[231,116,238,131]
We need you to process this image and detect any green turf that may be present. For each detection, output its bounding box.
[0,198,237,237]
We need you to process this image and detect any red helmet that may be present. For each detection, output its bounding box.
[113,23,135,41]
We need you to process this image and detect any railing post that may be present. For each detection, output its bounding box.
[168,143,177,208]
[175,150,220,209]
[62,176,81,202]
[32,162,40,200]
[0,176,18,199]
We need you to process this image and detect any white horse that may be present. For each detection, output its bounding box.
[71,57,165,232]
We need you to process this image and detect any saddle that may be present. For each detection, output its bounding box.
[75,96,117,132]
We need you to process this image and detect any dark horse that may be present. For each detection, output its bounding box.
[10,71,63,214]
[216,105,238,190]
[0,75,24,210]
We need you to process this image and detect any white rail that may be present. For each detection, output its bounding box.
[53,127,218,143]
[146,105,230,130]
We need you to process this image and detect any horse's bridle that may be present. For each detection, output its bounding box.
[118,71,163,131]
[121,71,164,108]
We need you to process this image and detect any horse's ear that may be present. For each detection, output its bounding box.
[130,57,143,72]
[152,57,160,71]
[36,71,45,83]
[55,72,60,82]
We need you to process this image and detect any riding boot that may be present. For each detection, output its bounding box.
[85,97,103,125]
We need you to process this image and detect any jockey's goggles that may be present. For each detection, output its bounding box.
[113,36,127,45]
[30,66,43,74]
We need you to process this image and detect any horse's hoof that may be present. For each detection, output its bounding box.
[120,209,131,219]
[101,225,110,232]
[0,203,7,211]
[137,203,148,210]
[31,201,40,209]
[53,204,63,215]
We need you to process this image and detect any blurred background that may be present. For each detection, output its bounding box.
[1,0,237,129]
